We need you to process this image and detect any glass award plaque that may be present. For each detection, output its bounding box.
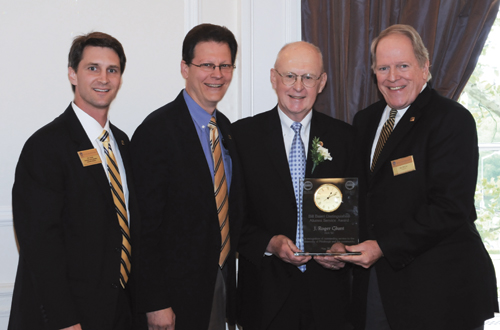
[296,177,359,255]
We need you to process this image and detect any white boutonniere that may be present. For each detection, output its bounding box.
[311,137,332,174]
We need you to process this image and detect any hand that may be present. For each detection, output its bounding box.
[146,308,176,330]
[266,235,311,266]
[61,325,82,330]
[314,242,346,270]
[336,240,383,268]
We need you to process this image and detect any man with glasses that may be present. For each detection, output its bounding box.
[130,23,244,330]
[232,41,355,330]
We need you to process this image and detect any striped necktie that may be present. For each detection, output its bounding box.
[371,108,398,172]
[290,122,306,272]
[99,130,131,288]
[208,118,231,268]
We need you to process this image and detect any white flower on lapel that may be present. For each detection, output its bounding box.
[311,137,332,174]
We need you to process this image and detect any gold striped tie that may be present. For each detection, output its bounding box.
[371,108,398,172]
[99,130,131,288]
[208,118,230,268]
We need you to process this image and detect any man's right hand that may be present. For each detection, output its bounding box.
[266,234,311,266]
[146,307,176,330]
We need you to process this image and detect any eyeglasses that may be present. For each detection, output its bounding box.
[190,62,236,73]
[274,69,323,88]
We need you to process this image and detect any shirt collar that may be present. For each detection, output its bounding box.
[278,106,313,134]
[183,89,217,128]
[72,102,110,141]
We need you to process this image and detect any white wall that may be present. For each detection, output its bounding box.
[0,0,300,327]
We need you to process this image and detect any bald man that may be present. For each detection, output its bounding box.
[232,41,355,330]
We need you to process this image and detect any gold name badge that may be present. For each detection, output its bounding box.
[78,148,102,167]
[391,155,416,176]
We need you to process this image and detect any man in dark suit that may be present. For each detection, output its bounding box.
[130,24,243,330]
[338,24,498,330]
[232,41,355,330]
[9,32,140,330]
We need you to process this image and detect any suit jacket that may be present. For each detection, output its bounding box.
[130,91,244,329]
[351,86,498,330]
[232,107,355,330]
[9,105,141,330]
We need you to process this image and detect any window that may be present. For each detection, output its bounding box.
[459,13,500,297]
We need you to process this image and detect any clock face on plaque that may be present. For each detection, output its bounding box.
[313,183,342,213]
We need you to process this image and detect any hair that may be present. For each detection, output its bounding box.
[370,24,431,81]
[275,41,325,73]
[68,32,126,91]
[182,23,238,65]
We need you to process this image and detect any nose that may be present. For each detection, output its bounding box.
[98,71,109,84]
[293,76,305,91]
[210,66,223,78]
[388,67,399,82]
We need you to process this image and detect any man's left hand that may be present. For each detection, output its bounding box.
[336,240,383,268]
[314,242,347,270]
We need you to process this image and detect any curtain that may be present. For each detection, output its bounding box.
[302,0,500,123]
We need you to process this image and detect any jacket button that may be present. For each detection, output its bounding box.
[111,283,119,289]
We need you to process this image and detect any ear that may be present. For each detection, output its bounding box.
[270,68,278,90]
[317,72,327,94]
[181,60,190,79]
[422,60,430,80]
[68,67,77,86]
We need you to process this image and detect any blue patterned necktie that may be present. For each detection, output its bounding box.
[289,122,306,272]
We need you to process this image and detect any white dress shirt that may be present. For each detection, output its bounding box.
[73,102,130,224]
[278,107,313,159]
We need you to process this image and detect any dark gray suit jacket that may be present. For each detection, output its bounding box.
[9,105,141,329]
[351,86,498,330]
[130,91,244,329]
[232,107,355,330]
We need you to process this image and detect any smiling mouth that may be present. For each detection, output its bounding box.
[388,86,405,91]
[206,83,223,88]
[289,95,305,99]
[94,88,110,92]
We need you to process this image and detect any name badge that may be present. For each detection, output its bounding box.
[391,155,416,176]
[78,148,102,167]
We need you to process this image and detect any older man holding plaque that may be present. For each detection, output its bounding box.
[232,41,355,330]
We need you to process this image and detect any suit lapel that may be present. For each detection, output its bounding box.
[305,110,328,178]
[64,105,114,205]
[263,108,295,196]
[171,92,219,191]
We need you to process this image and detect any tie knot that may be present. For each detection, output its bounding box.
[389,108,398,119]
[291,122,302,134]
[208,117,217,130]
[99,130,110,143]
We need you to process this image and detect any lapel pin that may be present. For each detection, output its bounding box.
[228,135,232,140]
[410,117,415,122]
[121,140,125,145]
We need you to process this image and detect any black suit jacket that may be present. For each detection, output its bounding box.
[130,91,244,329]
[351,86,498,330]
[232,107,355,330]
[9,105,141,330]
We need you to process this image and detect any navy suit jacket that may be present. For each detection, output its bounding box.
[351,86,498,330]
[232,107,355,330]
[9,105,141,329]
[130,91,244,329]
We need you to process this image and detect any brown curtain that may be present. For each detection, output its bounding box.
[302,0,500,123]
